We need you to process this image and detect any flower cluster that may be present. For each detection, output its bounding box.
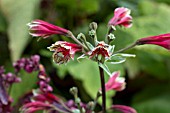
[37,64,53,93]
[21,64,88,113]
[25,5,170,113]
[0,55,42,113]
[0,67,19,113]
[26,7,139,113]
[13,55,40,73]
[0,97,13,113]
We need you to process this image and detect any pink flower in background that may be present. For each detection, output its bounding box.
[108,7,132,28]
[27,20,69,38]
[137,33,170,50]
[105,71,125,91]
[48,41,82,64]
[21,101,52,113]
[111,105,137,113]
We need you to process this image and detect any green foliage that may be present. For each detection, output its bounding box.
[0,11,7,32]
[132,83,170,113]
[11,70,38,105]
[0,0,41,61]
[56,0,99,14]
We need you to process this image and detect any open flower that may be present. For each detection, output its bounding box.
[89,41,113,60]
[105,71,125,91]
[108,7,132,28]
[48,41,82,64]
[27,20,69,38]
[136,33,170,50]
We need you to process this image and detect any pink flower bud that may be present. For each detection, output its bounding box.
[111,105,137,113]
[105,71,126,91]
[108,7,132,28]
[137,33,170,50]
[48,41,82,64]
[27,20,69,38]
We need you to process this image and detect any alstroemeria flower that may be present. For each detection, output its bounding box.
[48,41,82,64]
[27,20,69,38]
[89,41,113,59]
[108,7,132,28]
[111,105,137,113]
[105,71,125,91]
[136,33,170,50]
[21,101,53,113]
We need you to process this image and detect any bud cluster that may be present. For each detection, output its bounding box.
[13,55,40,73]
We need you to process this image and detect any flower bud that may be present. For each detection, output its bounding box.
[89,22,98,31]
[70,87,78,97]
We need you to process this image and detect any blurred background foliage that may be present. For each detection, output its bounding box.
[0,0,170,113]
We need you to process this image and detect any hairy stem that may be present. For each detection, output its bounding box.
[113,42,137,54]
[99,66,106,113]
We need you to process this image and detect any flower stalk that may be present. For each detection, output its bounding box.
[98,66,106,113]
[68,31,88,50]
[113,42,137,54]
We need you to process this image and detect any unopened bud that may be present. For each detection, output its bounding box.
[89,22,98,30]
[108,33,115,40]
[89,30,96,37]
[70,87,78,97]
[87,101,95,110]
[97,90,102,97]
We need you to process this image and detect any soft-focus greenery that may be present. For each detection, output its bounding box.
[1,0,170,113]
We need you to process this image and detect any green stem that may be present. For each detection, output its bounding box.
[105,26,113,44]
[113,42,137,54]
[69,31,88,50]
[99,66,106,113]
[91,91,101,111]
[76,99,83,113]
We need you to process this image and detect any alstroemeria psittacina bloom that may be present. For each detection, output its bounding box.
[136,33,170,50]
[111,105,137,113]
[89,41,113,59]
[48,41,82,64]
[108,7,132,28]
[27,20,69,38]
[105,71,125,91]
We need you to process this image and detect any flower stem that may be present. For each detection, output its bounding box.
[69,31,88,50]
[98,66,106,113]
[105,26,114,44]
[113,42,137,54]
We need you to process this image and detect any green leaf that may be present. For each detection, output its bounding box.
[0,11,7,32]
[99,63,112,76]
[56,0,99,14]
[11,70,38,105]
[107,53,135,64]
[86,42,94,50]
[132,83,170,113]
[124,58,140,79]
[0,0,41,61]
